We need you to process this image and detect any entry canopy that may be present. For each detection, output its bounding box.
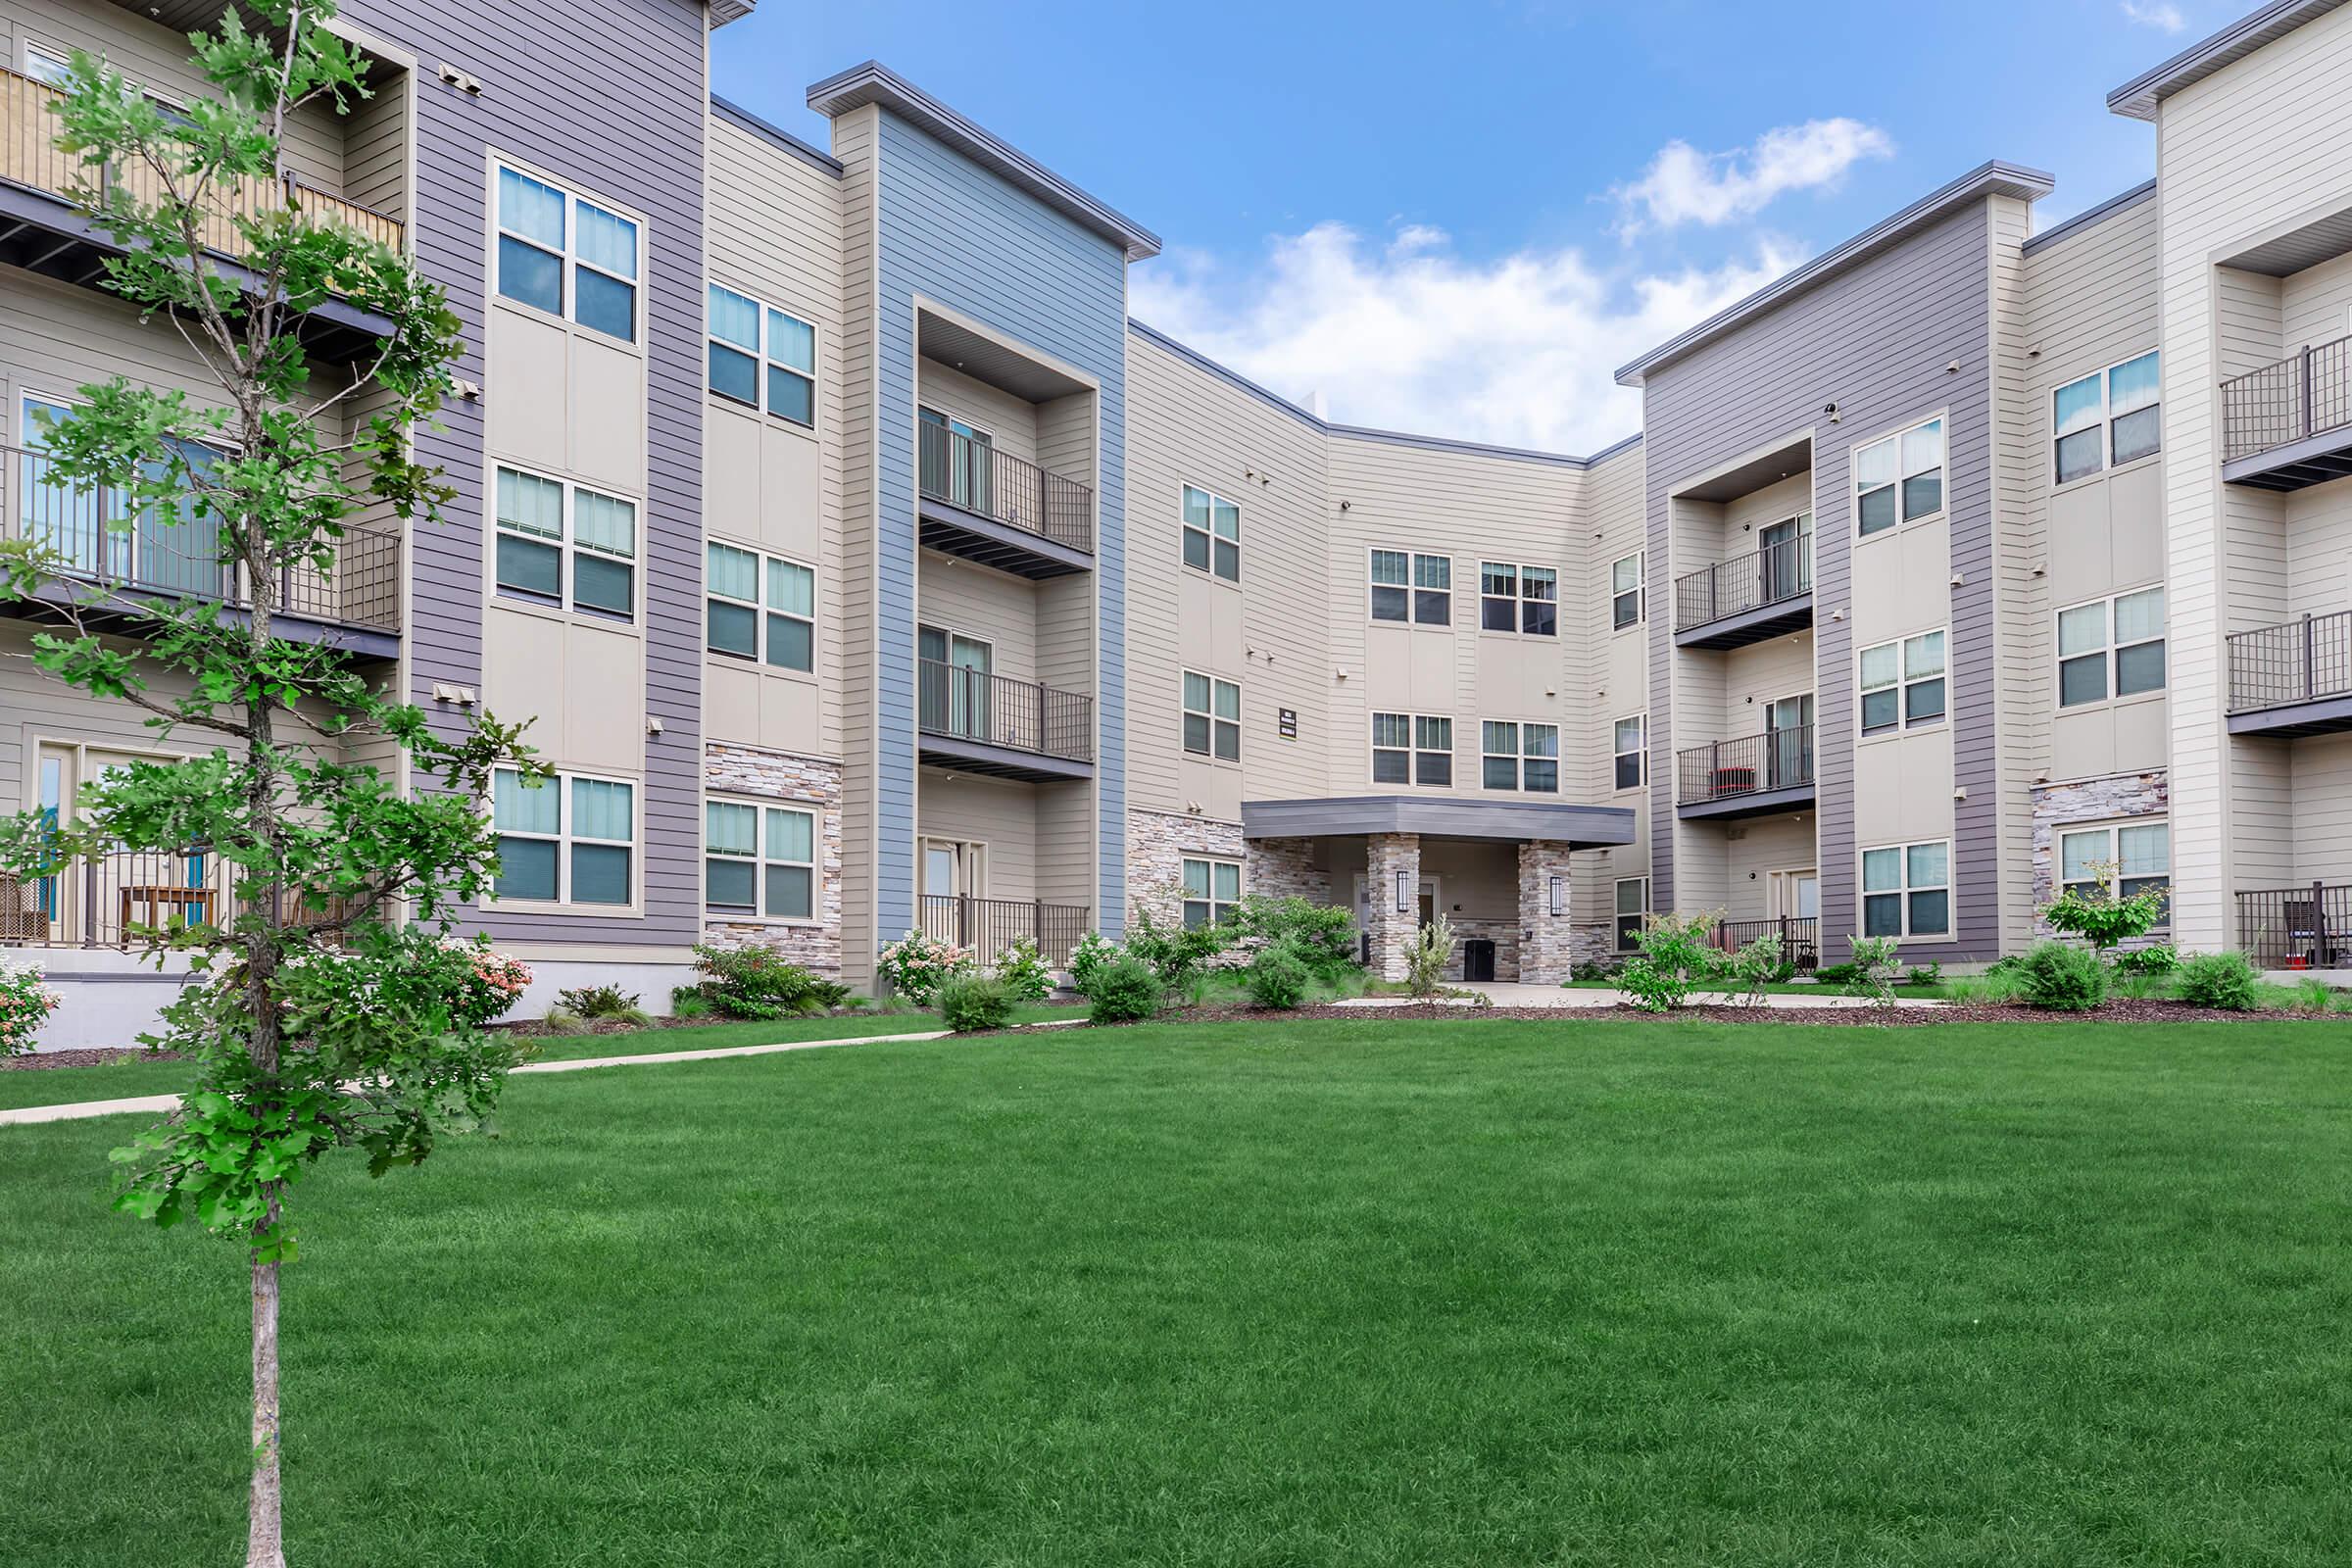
[1241,796,1636,849]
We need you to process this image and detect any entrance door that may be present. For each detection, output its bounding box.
[1758,512,1812,603]
[33,742,217,945]
[1770,869,1820,920]
[1765,694,1813,789]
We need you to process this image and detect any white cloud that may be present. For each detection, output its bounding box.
[1129,222,1802,454]
[1612,119,1892,236]
[2120,0,2187,31]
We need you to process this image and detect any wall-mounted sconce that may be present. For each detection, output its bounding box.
[1395,869,1412,914]
[1548,876,1566,917]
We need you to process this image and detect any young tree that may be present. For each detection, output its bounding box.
[0,7,539,1563]
[2040,859,2169,960]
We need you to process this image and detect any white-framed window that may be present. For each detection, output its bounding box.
[1479,563,1558,635]
[1614,877,1649,951]
[493,466,637,621]
[1861,840,1949,939]
[1369,549,1450,625]
[2057,587,2165,708]
[1372,711,1451,786]
[1480,720,1560,792]
[708,284,816,427]
[495,164,639,342]
[1854,416,1943,538]
[705,799,815,920]
[1182,670,1240,761]
[706,541,814,672]
[2054,351,2160,485]
[2059,819,2170,917]
[1181,857,1242,929]
[492,768,635,907]
[1610,552,1643,630]
[1859,630,1946,735]
[1182,484,1241,582]
[1612,714,1645,791]
[22,43,74,86]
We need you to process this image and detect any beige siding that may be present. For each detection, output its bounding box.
[1572,442,1648,928]
[916,553,1038,682]
[917,773,1039,902]
[915,361,1037,464]
[830,104,882,979]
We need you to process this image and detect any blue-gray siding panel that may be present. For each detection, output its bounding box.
[346,0,708,948]
[872,112,1130,943]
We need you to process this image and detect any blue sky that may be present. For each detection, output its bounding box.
[712,0,2214,453]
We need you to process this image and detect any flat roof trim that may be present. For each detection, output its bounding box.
[1241,795,1638,849]
[2106,0,2348,120]
[2021,179,2156,256]
[710,95,843,176]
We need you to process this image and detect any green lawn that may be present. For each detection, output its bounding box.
[6,1016,2352,1565]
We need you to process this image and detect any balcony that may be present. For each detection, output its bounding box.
[0,66,400,361]
[2234,883,2352,969]
[1710,916,1819,971]
[2220,335,2352,491]
[917,893,1091,966]
[916,659,1094,782]
[1676,726,1815,820]
[4,441,402,656]
[2226,610,2352,737]
[1673,536,1812,649]
[916,419,1094,578]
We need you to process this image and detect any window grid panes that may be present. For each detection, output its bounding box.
[1615,877,1648,951]
[706,801,815,919]
[1183,671,1241,761]
[1479,563,1558,636]
[708,284,817,426]
[497,166,638,342]
[1613,715,1644,791]
[1370,551,1451,625]
[1861,840,1949,938]
[2054,350,2160,484]
[2060,821,2170,917]
[1181,858,1242,929]
[1182,485,1242,582]
[1372,712,1450,785]
[492,767,634,906]
[1859,631,1945,734]
[1611,553,1643,629]
[704,541,815,672]
[2058,587,2165,708]
[1855,417,1943,537]
[494,466,637,621]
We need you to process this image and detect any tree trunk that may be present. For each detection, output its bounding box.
[248,1199,284,1568]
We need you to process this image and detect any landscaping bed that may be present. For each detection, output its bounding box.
[1151,997,2342,1028]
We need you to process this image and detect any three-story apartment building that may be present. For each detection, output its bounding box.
[8,0,2352,1041]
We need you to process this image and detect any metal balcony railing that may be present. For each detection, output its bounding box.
[2235,882,2352,969]
[1676,725,1815,806]
[1710,916,1819,969]
[917,659,1093,762]
[917,894,1091,965]
[917,419,1093,553]
[2228,610,2352,713]
[1674,535,1811,632]
[3,441,402,632]
[2,66,406,258]
[0,850,359,949]
[2221,335,2352,463]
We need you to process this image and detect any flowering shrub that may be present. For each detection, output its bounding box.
[0,958,62,1055]
[990,934,1055,1003]
[691,943,852,1019]
[440,938,532,1026]
[1068,931,1121,995]
[877,928,971,1006]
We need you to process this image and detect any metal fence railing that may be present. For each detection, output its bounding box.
[2235,883,2352,969]
[916,659,1093,762]
[917,419,1094,553]
[2221,335,2352,464]
[916,894,1091,965]
[0,848,228,948]
[2227,610,2352,713]
[1676,725,1815,806]
[1711,916,1819,969]
[1674,535,1812,631]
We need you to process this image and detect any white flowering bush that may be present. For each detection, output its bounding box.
[877,929,971,1006]
[440,937,533,1026]
[1068,930,1121,996]
[0,958,62,1055]
[990,934,1055,1002]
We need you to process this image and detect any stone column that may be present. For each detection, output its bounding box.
[1364,833,1421,982]
[1517,839,1576,985]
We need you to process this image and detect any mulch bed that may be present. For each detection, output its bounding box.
[1155,999,2341,1027]
[3,1048,186,1071]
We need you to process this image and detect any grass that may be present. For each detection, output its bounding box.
[0,1003,1087,1112]
[7,1015,2352,1564]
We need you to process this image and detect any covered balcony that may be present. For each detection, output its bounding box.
[916,893,1091,966]
[916,418,1094,578]
[916,658,1094,782]
[1676,726,1816,819]
[2227,610,2352,736]
[2221,334,2352,492]
[1674,534,1813,649]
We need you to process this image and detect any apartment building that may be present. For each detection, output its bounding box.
[5,0,2352,1040]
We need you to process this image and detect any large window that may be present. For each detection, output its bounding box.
[1859,631,1946,735]
[1181,858,1242,929]
[2057,587,2165,708]
[1372,711,1451,786]
[706,801,815,919]
[493,466,637,620]
[1615,877,1649,951]
[1370,550,1451,625]
[1613,715,1645,791]
[496,166,639,342]
[1862,840,1949,938]
[1183,671,1240,760]
[708,285,816,427]
[2053,351,2160,484]
[2059,820,2170,917]
[706,542,814,671]
[492,769,634,906]
[1480,563,1558,635]
[1481,721,1560,792]
[1182,485,1241,582]
[1854,416,1943,538]
[1610,553,1643,629]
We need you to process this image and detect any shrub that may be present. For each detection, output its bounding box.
[0,958,62,1056]
[990,934,1055,1003]
[1125,906,1231,991]
[554,984,650,1026]
[1902,959,1944,988]
[2286,976,2334,1013]
[1844,936,1904,1012]
[2178,950,2262,1010]
[1243,941,1312,1010]
[874,929,970,1006]
[439,938,532,1026]
[1404,912,1456,999]
[2112,943,2180,975]
[695,942,854,1019]
[1723,934,1783,1007]
[1811,960,1860,988]
[1233,895,1359,978]
[2017,941,2107,1011]
[1068,931,1121,996]
[668,988,712,1020]
[1618,911,1722,1012]
[2040,869,2168,958]
[1085,955,1163,1024]
[937,974,1015,1033]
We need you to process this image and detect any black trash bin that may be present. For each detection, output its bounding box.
[1461,938,1496,983]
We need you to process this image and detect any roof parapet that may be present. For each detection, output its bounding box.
[2107,0,2348,121]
